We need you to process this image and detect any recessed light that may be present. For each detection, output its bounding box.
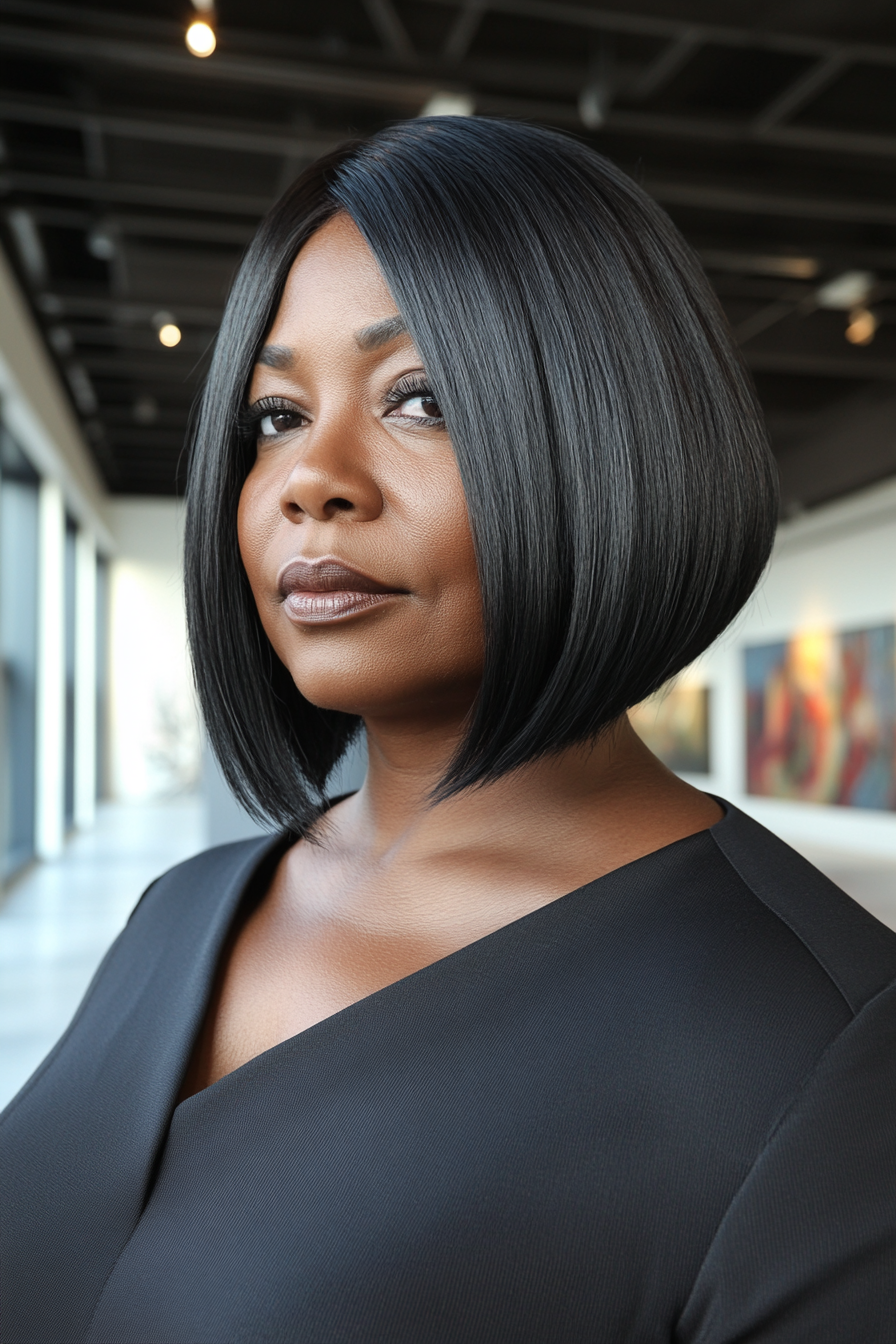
[186,20,216,57]
[845,307,877,345]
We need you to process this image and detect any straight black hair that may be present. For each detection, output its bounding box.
[185,116,778,835]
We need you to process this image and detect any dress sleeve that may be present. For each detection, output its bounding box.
[676,979,896,1344]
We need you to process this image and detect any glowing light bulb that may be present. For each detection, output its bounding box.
[845,307,877,345]
[186,20,216,56]
[158,323,182,348]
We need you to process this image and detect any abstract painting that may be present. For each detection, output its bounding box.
[629,684,711,775]
[745,624,896,810]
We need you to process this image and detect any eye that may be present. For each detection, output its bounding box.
[384,375,444,427]
[259,407,304,437]
[396,392,443,422]
[242,397,307,442]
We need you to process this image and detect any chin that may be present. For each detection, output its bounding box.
[288,663,413,717]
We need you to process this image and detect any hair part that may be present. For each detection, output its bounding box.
[185,118,777,835]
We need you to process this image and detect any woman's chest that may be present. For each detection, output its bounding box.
[89,978,735,1344]
[182,847,573,1098]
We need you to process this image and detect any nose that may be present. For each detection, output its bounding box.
[278,412,384,525]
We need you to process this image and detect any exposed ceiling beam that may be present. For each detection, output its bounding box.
[753,52,849,134]
[0,96,341,159]
[645,179,896,227]
[698,250,820,280]
[442,0,486,61]
[0,23,442,108]
[361,0,414,58]
[732,300,800,345]
[604,106,896,161]
[102,406,191,424]
[417,0,896,67]
[0,170,271,215]
[5,0,896,70]
[29,206,255,247]
[62,325,214,352]
[743,351,896,380]
[627,30,702,101]
[37,295,223,325]
[79,356,203,379]
[754,122,896,162]
[105,428,192,445]
[0,0,186,42]
[472,96,896,160]
[6,88,896,165]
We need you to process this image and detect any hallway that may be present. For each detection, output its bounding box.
[0,796,205,1110]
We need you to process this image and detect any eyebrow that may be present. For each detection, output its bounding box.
[354,314,408,351]
[255,316,409,369]
[256,344,294,369]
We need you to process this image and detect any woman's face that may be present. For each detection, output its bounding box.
[238,213,484,723]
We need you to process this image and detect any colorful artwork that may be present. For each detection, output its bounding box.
[745,624,896,810]
[629,684,710,774]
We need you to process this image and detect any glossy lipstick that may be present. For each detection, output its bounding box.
[278,558,404,624]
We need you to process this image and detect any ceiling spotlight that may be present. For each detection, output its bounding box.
[419,92,475,117]
[186,20,216,57]
[845,307,877,346]
[152,311,182,347]
[578,40,614,131]
[815,270,875,311]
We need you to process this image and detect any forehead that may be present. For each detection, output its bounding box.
[265,213,400,345]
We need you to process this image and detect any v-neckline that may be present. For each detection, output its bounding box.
[173,803,730,1113]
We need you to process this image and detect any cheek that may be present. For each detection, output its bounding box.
[237,465,285,625]
[400,460,481,617]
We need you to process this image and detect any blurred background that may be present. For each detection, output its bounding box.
[0,0,895,1104]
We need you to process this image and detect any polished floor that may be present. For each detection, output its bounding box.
[0,796,205,1112]
[0,799,894,1113]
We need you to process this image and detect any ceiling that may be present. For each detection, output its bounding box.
[0,0,894,508]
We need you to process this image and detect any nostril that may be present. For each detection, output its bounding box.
[330,498,353,512]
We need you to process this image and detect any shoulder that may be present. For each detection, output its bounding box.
[676,945,896,1341]
[707,800,896,1015]
[126,832,290,933]
[0,834,289,1126]
[570,801,896,1172]
[655,806,896,1339]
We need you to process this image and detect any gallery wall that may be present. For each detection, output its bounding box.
[106,498,201,802]
[671,476,896,859]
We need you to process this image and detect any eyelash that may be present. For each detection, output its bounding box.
[238,397,306,442]
[241,374,444,442]
[382,374,444,428]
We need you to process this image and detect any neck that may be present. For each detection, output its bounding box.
[325,710,721,881]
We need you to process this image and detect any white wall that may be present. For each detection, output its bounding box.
[681,477,896,859]
[107,499,200,801]
[0,246,110,548]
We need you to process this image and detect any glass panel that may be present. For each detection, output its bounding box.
[95,554,109,802]
[63,516,77,829]
[0,428,40,879]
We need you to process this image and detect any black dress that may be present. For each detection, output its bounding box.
[2,801,895,1344]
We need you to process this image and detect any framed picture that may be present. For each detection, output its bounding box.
[745,624,896,810]
[629,684,711,774]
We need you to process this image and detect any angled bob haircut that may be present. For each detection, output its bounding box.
[185,116,778,835]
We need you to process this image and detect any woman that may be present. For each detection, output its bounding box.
[2,118,894,1343]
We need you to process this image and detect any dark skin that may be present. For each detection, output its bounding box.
[180,214,721,1099]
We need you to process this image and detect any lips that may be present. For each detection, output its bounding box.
[277,557,404,624]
